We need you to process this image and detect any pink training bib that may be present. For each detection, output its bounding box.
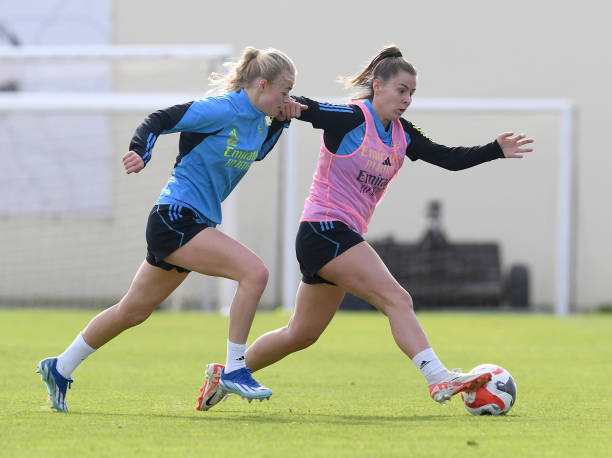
[301,101,407,235]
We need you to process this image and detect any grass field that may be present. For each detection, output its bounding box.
[1,309,611,457]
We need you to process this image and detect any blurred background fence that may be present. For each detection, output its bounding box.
[2,0,611,314]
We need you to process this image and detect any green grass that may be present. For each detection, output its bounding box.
[1,309,611,457]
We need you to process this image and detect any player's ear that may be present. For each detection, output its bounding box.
[372,78,381,96]
[258,77,268,91]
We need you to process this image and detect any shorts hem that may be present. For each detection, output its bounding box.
[296,220,363,286]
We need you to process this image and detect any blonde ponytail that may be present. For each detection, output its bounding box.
[209,47,296,94]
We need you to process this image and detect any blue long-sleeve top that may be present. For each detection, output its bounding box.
[129,89,288,224]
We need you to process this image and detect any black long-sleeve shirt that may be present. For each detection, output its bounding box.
[292,96,504,170]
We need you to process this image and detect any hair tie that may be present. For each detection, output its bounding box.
[391,51,402,58]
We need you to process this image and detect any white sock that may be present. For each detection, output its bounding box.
[224,340,246,373]
[411,348,450,386]
[56,333,96,379]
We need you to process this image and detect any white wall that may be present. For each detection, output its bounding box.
[114,0,612,310]
[2,0,609,311]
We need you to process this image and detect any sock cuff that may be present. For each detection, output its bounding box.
[227,340,246,352]
[78,333,96,353]
[411,348,436,367]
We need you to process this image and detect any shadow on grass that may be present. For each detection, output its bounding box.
[51,409,446,424]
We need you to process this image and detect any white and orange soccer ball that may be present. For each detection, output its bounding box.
[461,364,517,415]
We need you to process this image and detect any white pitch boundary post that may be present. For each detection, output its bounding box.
[281,126,298,312]
[0,92,203,112]
[218,192,239,317]
[0,44,235,312]
[282,98,575,317]
[0,44,234,60]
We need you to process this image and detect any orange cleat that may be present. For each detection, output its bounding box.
[196,363,228,411]
[429,368,492,405]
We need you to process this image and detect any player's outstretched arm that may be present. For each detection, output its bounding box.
[496,132,534,158]
[122,150,145,174]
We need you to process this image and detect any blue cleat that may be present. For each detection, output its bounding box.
[36,357,73,412]
[218,367,272,401]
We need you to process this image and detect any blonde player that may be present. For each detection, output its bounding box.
[37,47,307,412]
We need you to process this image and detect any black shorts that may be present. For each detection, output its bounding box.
[296,221,364,285]
[145,204,216,273]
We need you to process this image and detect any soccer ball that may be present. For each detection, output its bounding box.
[461,364,517,415]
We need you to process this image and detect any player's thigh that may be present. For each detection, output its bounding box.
[288,282,345,340]
[318,241,411,310]
[165,227,265,280]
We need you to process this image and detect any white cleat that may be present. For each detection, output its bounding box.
[429,368,492,405]
[195,363,228,411]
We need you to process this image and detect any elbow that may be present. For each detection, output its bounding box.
[447,161,479,171]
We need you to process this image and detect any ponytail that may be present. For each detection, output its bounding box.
[339,44,416,100]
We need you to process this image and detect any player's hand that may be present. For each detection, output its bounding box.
[123,151,145,173]
[496,132,534,158]
[277,99,308,121]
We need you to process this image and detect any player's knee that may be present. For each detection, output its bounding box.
[392,292,414,314]
[123,308,153,327]
[289,329,320,351]
[244,260,269,293]
[374,290,414,315]
[399,291,414,310]
[116,299,155,327]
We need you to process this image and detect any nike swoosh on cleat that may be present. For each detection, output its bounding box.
[205,393,217,406]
